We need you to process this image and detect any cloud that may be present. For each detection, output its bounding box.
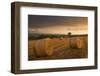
[28,15,88,34]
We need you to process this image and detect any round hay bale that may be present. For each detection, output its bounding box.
[70,37,85,49]
[34,38,52,57]
[34,38,70,57]
[35,39,47,57]
[77,37,85,48]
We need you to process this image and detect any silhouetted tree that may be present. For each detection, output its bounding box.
[68,32,72,37]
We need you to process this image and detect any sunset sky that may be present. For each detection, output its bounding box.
[28,15,88,35]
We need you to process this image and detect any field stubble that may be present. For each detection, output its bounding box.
[28,36,88,60]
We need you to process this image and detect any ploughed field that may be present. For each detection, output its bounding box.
[28,35,88,60]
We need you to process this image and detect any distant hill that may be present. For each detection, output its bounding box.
[28,33,87,40]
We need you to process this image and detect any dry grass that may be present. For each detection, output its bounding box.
[28,36,88,60]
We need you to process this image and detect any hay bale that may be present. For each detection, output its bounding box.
[34,38,57,57]
[70,37,86,49]
[34,38,70,57]
[34,38,49,57]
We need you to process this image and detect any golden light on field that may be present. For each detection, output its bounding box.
[28,36,88,60]
[28,15,88,60]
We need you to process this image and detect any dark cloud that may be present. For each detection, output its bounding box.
[28,15,88,29]
[28,15,88,35]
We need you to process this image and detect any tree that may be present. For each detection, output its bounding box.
[68,32,72,37]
